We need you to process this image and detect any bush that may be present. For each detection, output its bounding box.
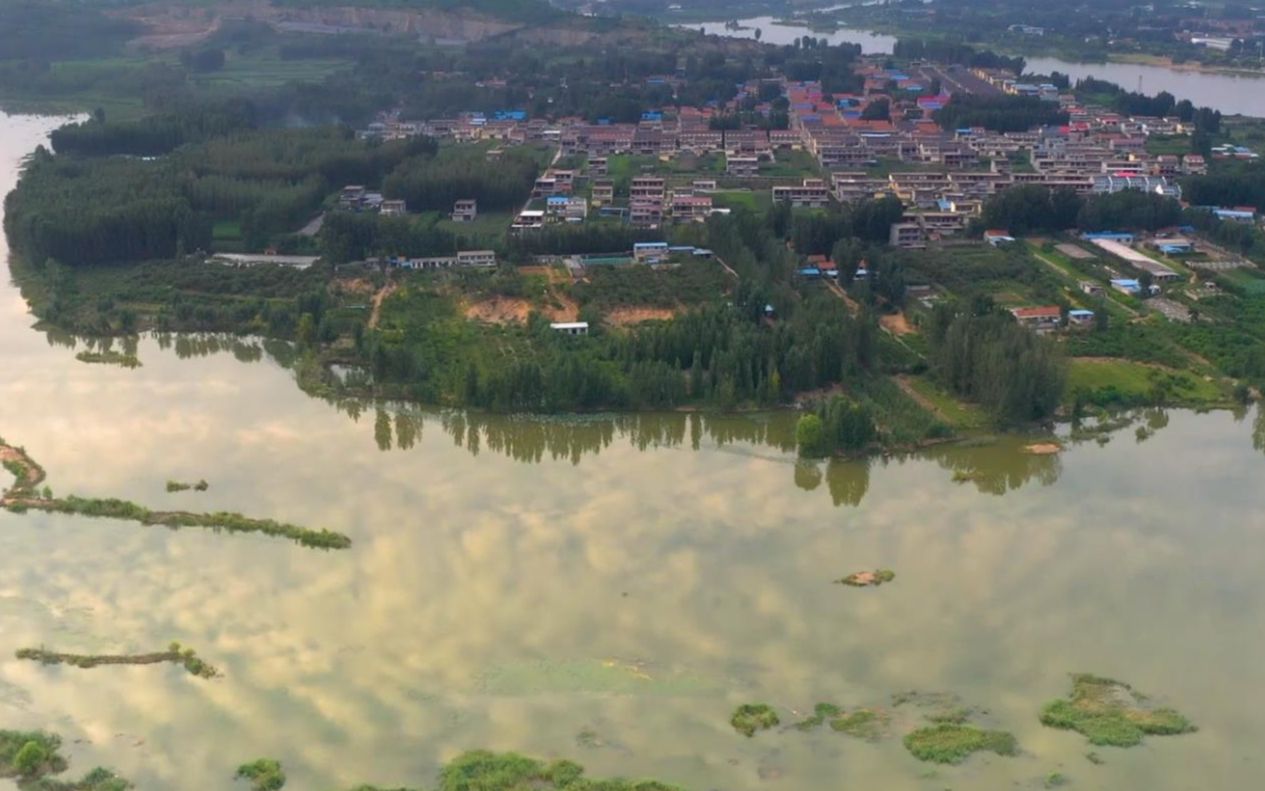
[13,740,48,777]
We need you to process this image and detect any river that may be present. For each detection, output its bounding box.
[2,113,1265,789]
[692,18,1265,116]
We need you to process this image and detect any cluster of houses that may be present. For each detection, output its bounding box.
[354,57,1254,250]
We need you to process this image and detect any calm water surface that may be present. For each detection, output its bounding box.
[693,17,1265,116]
[2,114,1265,789]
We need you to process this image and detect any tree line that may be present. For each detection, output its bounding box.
[5,123,435,267]
[925,302,1067,424]
[933,94,1069,133]
[979,184,1183,235]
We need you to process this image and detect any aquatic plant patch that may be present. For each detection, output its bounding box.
[1039,674,1196,747]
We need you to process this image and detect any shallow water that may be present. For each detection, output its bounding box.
[2,114,1264,789]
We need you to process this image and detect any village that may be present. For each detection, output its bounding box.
[330,54,1263,340]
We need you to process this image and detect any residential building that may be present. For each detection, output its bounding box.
[726,155,760,178]
[670,193,713,222]
[772,178,830,208]
[889,222,926,249]
[380,199,407,217]
[632,242,669,262]
[630,176,666,202]
[451,199,477,222]
[629,200,664,228]
[1067,309,1096,328]
[590,180,615,206]
[457,250,497,268]
[1010,305,1062,332]
[551,322,589,336]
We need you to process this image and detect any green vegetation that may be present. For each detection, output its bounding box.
[934,94,1068,134]
[926,305,1066,425]
[791,702,842,731]
[13,495,351,550]
[73,351,141,368]
[236,759,286,791]
[1045,772,1069,788]
[0,729,129,790]
[836,569,896,587]
[2,437,348,550]
[1067,359,1226,409]
[731,703,780,737]
[166,480,210,493]
[828,709,887,741]
[1039,674,1196,747]
[15,643,218,679]
[796,397,877,457]
[903,724,1018,764]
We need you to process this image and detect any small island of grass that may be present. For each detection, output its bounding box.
[1039,674,1196,747]
[837,569,896,587]
[2,436,349,550]
[16,642,218,679]
[0,729,130,790]
[731,703,779,737]
[903,723,1019,764]
[791,702,842,731]
[828,709,888,741]
[166,479,209,493]
[74,350,141,368]
[236,758,286,790]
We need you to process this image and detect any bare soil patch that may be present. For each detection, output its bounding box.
[607,306,675,326]
[880,311,915,335]
[465,296,533,325]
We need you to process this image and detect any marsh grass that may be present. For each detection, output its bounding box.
[828,709,888,741]
[731,704,780,737]
[791,702,841,731]
[903,723,1018,764]
[1039,674,1196,747]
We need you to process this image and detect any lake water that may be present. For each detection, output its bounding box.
[692,18,1265,116]
[2,113,1265,789]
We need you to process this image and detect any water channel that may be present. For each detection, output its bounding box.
[691,17,1265,116]
[1,114,1264,788]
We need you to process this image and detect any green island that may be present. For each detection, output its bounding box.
[166,479,210,493]
[236,759,285,791]
[903,723,1019,764]
[891,690,1019,763]
[836,568,896,587]
[790,703,889,739]
[0,729,130,790]
[730,703,780,737]
[1,437,349,550]
[4,742,697,791]
[1039,673,1197,747]
[16,642,218,679]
